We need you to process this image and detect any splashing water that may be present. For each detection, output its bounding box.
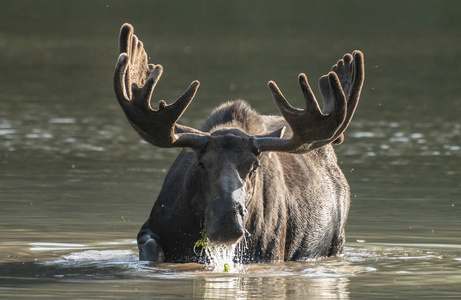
[205,242,240,273]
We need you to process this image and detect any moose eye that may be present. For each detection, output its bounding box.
[197,162,207,172]
[250,161,261,174]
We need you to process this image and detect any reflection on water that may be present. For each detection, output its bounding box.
[192,273,350,299]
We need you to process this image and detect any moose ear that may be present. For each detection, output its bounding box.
[183,147,195,153]
[261,126,286,139]
[251,127,286,156]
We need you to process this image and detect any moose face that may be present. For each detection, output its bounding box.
[195,129,260,245]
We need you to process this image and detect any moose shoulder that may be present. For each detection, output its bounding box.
[113,24,365,263]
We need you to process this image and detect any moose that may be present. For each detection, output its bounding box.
[113,24,364,262]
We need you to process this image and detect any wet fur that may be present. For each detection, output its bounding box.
[138,100,350,262]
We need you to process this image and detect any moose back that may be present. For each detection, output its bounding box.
[113,24,365,262]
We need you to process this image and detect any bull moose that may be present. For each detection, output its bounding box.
[113,24,364,263]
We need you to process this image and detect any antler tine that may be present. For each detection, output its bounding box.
[298,73,324,118]
[114,23,209,149]
[319,50,365,144]
[168,80,201,125]
[267,81,303,117]
[118,23,133,55]
[114,52,130,103]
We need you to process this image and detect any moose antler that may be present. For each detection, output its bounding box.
[253,51,364,153]
[320,51,364,145]
[114,23,209,149]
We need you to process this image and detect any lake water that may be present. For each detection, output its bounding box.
[1,1,460,298]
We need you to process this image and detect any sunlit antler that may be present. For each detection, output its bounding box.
[114,23,209,149]
[319,51,364,145]
[253,51,364,153]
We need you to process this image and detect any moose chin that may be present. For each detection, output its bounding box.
[113,23,365,263]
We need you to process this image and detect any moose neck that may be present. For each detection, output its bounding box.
[242,152,288,262]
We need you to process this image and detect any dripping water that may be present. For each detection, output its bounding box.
[204,232,250,272]
[205,242,238,272]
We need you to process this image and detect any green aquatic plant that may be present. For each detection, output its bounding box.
[223,263,230,272]
[194,223,208,250]
[194,223,233,272]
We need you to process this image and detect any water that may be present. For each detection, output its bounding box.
[1,0,461,298]
[205,243,240,273]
